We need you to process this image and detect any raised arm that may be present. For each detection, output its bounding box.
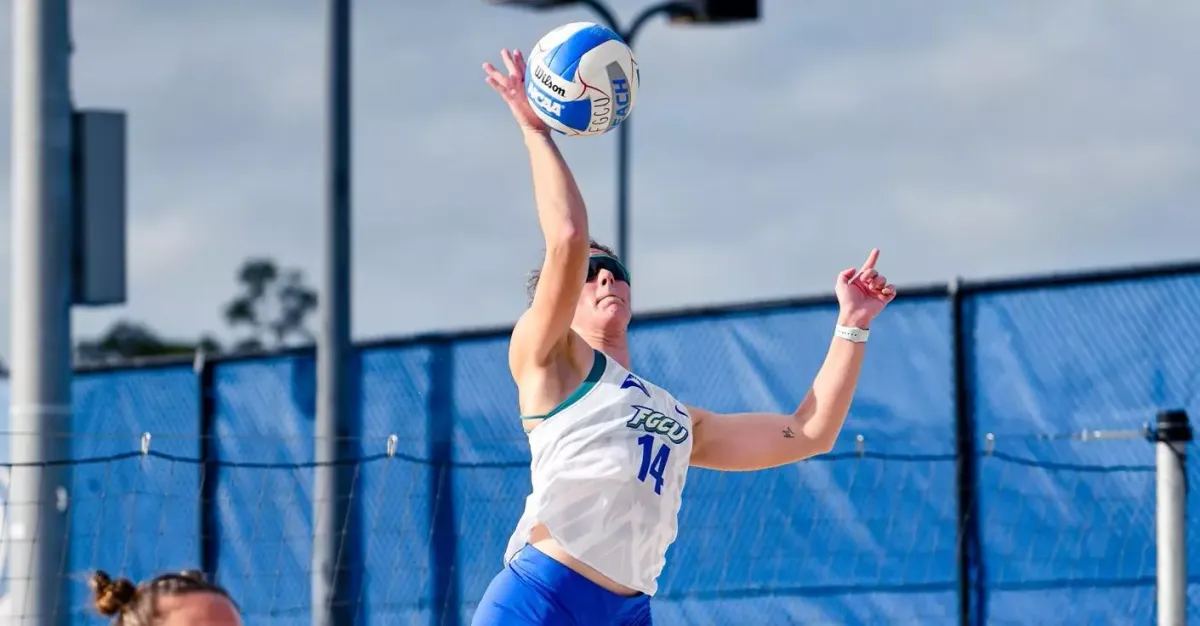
[689,250,897,471]
[483,49,591,376]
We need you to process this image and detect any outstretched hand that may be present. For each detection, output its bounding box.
[482,49,548,135]
[834,249,896,328]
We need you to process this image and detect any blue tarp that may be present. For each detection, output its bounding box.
[67,366,201,624]
[968,275,1200,625]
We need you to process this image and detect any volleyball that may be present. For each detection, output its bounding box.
[524,22,639,137]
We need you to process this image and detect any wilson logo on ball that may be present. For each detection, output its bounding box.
[533,65,567,98]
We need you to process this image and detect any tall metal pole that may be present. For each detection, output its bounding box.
[612,1,684,272]
[312,0,353,624]
[574,1,631,267]
[499,1,706,273]
[8,0,73,624]
[615,117,631,268]
[1155,409,1190,626]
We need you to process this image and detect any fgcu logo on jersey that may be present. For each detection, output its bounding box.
[626,405,690,444]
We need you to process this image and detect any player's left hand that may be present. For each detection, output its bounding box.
[834,248,896,328]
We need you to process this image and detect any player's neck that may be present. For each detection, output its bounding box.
[578,328,631,370]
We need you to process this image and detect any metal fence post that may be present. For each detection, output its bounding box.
[951,278,985,626]
[428,340,459,626]
[1155,409,1190,626]
[195,350,219,582]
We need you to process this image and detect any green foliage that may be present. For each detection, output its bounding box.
[73,257,318,366]
[222,258,319,354]
[75,320,218,366]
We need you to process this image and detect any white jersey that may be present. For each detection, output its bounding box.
[503,349,694,596]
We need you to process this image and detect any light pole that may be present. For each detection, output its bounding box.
[486,0,759,273]
[313,1,354,626]
[10,2,73,623]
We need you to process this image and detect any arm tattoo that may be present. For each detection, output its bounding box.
[782,426,795,439]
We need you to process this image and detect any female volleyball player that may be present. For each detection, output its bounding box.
[474,49,897,626]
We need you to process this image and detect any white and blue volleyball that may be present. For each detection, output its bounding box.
[525,22,639,137]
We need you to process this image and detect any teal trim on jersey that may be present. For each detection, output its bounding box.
[520,350,606,421]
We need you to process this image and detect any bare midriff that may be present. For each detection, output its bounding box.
[529,523,642,597]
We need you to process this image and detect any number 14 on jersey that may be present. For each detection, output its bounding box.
[636,435,670,495]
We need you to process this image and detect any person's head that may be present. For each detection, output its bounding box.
[90,569,242,626]
[526,239,632,334]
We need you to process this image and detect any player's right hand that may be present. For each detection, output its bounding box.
[483,49,549,135]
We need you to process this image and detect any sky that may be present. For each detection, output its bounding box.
[0,0,1198,360]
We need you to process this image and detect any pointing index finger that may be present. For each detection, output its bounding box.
[849,249,880,287]
[858,248,880,274]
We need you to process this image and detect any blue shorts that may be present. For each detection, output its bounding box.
[472,545,653,626]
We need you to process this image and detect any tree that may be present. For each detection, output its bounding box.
[70,256,317,365]
[74,320,221,367]
[222,258,318,354]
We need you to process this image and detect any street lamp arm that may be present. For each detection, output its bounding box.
[575,0,621,33]
[624,1,692,46]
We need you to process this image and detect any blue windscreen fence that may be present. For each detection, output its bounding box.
[0,265,1198,625]
[66,367,202,622]
[966,274,1200,625]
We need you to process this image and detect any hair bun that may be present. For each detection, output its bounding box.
[89,570,138,617]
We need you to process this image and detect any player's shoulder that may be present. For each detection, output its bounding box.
[508,323,594,383]
[509,314,568,367]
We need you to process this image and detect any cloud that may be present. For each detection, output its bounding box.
[0,1,1198,359]
[618,0,1200,290]
[126,209,210,284]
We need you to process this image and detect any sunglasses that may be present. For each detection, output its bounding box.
[587,254,631,284]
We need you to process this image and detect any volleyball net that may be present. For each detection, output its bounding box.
[0,428,1190,625]
[1,265,1199,624]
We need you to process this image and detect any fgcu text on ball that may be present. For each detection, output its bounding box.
[526,65,633,134]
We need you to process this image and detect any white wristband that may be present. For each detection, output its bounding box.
[835,325,869,343]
